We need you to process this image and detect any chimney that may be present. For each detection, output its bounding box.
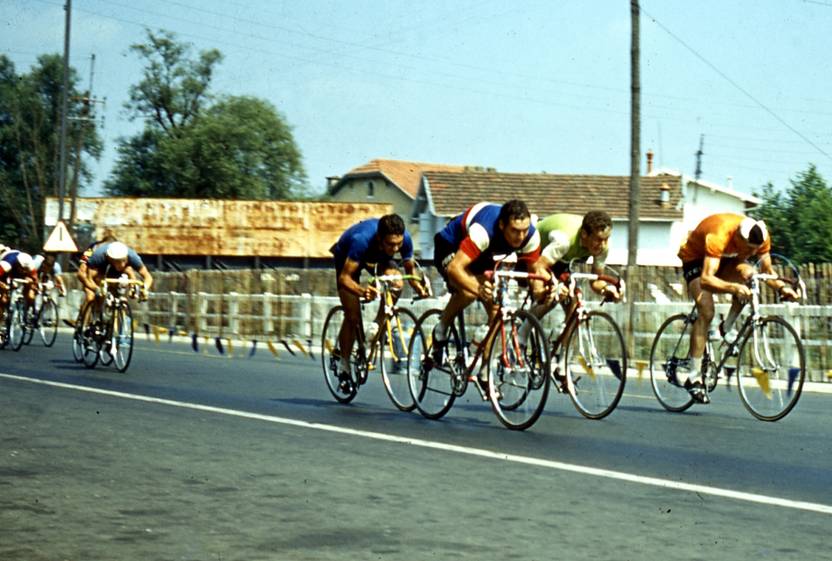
[326,176,340,191]
[646,150,654,175]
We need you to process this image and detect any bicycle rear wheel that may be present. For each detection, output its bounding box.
[649,314,696,412]
[113,303,134,372]
[488,310,551,430]
[407,309,458,420]
[563,310,627,419]
[379,307,418,411]
[736,316,805,421]
[38,298,59,347]
[321,306,358,403]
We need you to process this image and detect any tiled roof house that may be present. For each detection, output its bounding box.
[412,169,758,266]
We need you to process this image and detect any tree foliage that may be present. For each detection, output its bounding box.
[0,54,101,251]
[751,165,832,264]
[106,30,307,199]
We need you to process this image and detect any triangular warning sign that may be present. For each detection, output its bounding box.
[43,220,78,253]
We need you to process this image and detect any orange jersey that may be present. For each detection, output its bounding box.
[678,213,770,262]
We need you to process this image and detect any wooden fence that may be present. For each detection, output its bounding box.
[58,264,832,381]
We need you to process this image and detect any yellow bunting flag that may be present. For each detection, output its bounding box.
[292,339,309,357]
[635,360,648,383]
[751,367,772,399]
[577,355,596,380]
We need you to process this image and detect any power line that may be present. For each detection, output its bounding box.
[641,6,832,164]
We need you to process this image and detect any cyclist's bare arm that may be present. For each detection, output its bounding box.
[756,252,799,300]
[338,258,376,300]
[447,250,489,301]
[76,262,100,293]
[136,265,153,291]
[402,259,429,297]
[700,256,752,300]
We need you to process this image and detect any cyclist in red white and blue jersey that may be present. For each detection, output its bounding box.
[431,200,540,385]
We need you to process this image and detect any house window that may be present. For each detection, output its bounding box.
[368,181,375,198]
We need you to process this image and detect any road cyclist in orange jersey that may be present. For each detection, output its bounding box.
[677,213,799,403]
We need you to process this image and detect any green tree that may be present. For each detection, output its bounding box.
[0,54,101,250]
[106,30,307,199]
[752,165,832,263]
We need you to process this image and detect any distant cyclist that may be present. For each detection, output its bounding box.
[77,241,153,307]
[330,214,428,392]
[32,252,67,297]
[0,248,38,321]
[431,200,541,391]
[677,213,798,403]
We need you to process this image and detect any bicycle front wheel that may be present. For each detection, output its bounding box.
[487,310,551,430]
[8,301,26,351]
[563,310,627,419]
[38,298,59,347]
[407,309,457,420]
[321,306,358,403]
[81,307,101,369]
[736,316,805,421]
[21,305,35,345]
[649,314,696,412]
[379,307,418,411]
[112,303,134,372]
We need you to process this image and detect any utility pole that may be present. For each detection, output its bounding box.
[628,0,641,267]
[627,0,641,357]
[692,133,704,203]
[56,0,72,223]
[69,54,102,232]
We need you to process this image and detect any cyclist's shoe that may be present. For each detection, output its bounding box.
[337,370,354,394]
[684,378,711,404]
[430,325,448,366]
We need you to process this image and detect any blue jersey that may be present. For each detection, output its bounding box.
[86,242,145,274]
[436,203,540,262]
[331,218,414,271]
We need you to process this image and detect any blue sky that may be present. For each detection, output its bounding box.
[3,0,832,198]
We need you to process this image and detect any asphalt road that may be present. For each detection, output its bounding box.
[2,332,831,561]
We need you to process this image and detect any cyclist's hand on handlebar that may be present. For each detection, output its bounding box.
[361,285,378,301]
[780,285,800,302]
[602,284,623,303]
[139,287,149,302]
[733,283,753,302]
[478,279,494,302]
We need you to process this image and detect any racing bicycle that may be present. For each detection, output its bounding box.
[321,266,431,410]
[649,268,806,421]
[406,254,551,431]
[75,276,143,372]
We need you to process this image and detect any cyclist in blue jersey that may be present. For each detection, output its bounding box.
[432,200,541,388]
[78,241,153,302]
[330,214,428,391]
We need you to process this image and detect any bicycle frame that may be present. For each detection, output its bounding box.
[447,259,548,399]
[548,270,623,362]
[363,271,429,367]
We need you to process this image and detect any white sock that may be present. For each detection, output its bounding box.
[688,356,702,383]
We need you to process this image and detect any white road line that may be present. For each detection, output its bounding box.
[2,371,831,516]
